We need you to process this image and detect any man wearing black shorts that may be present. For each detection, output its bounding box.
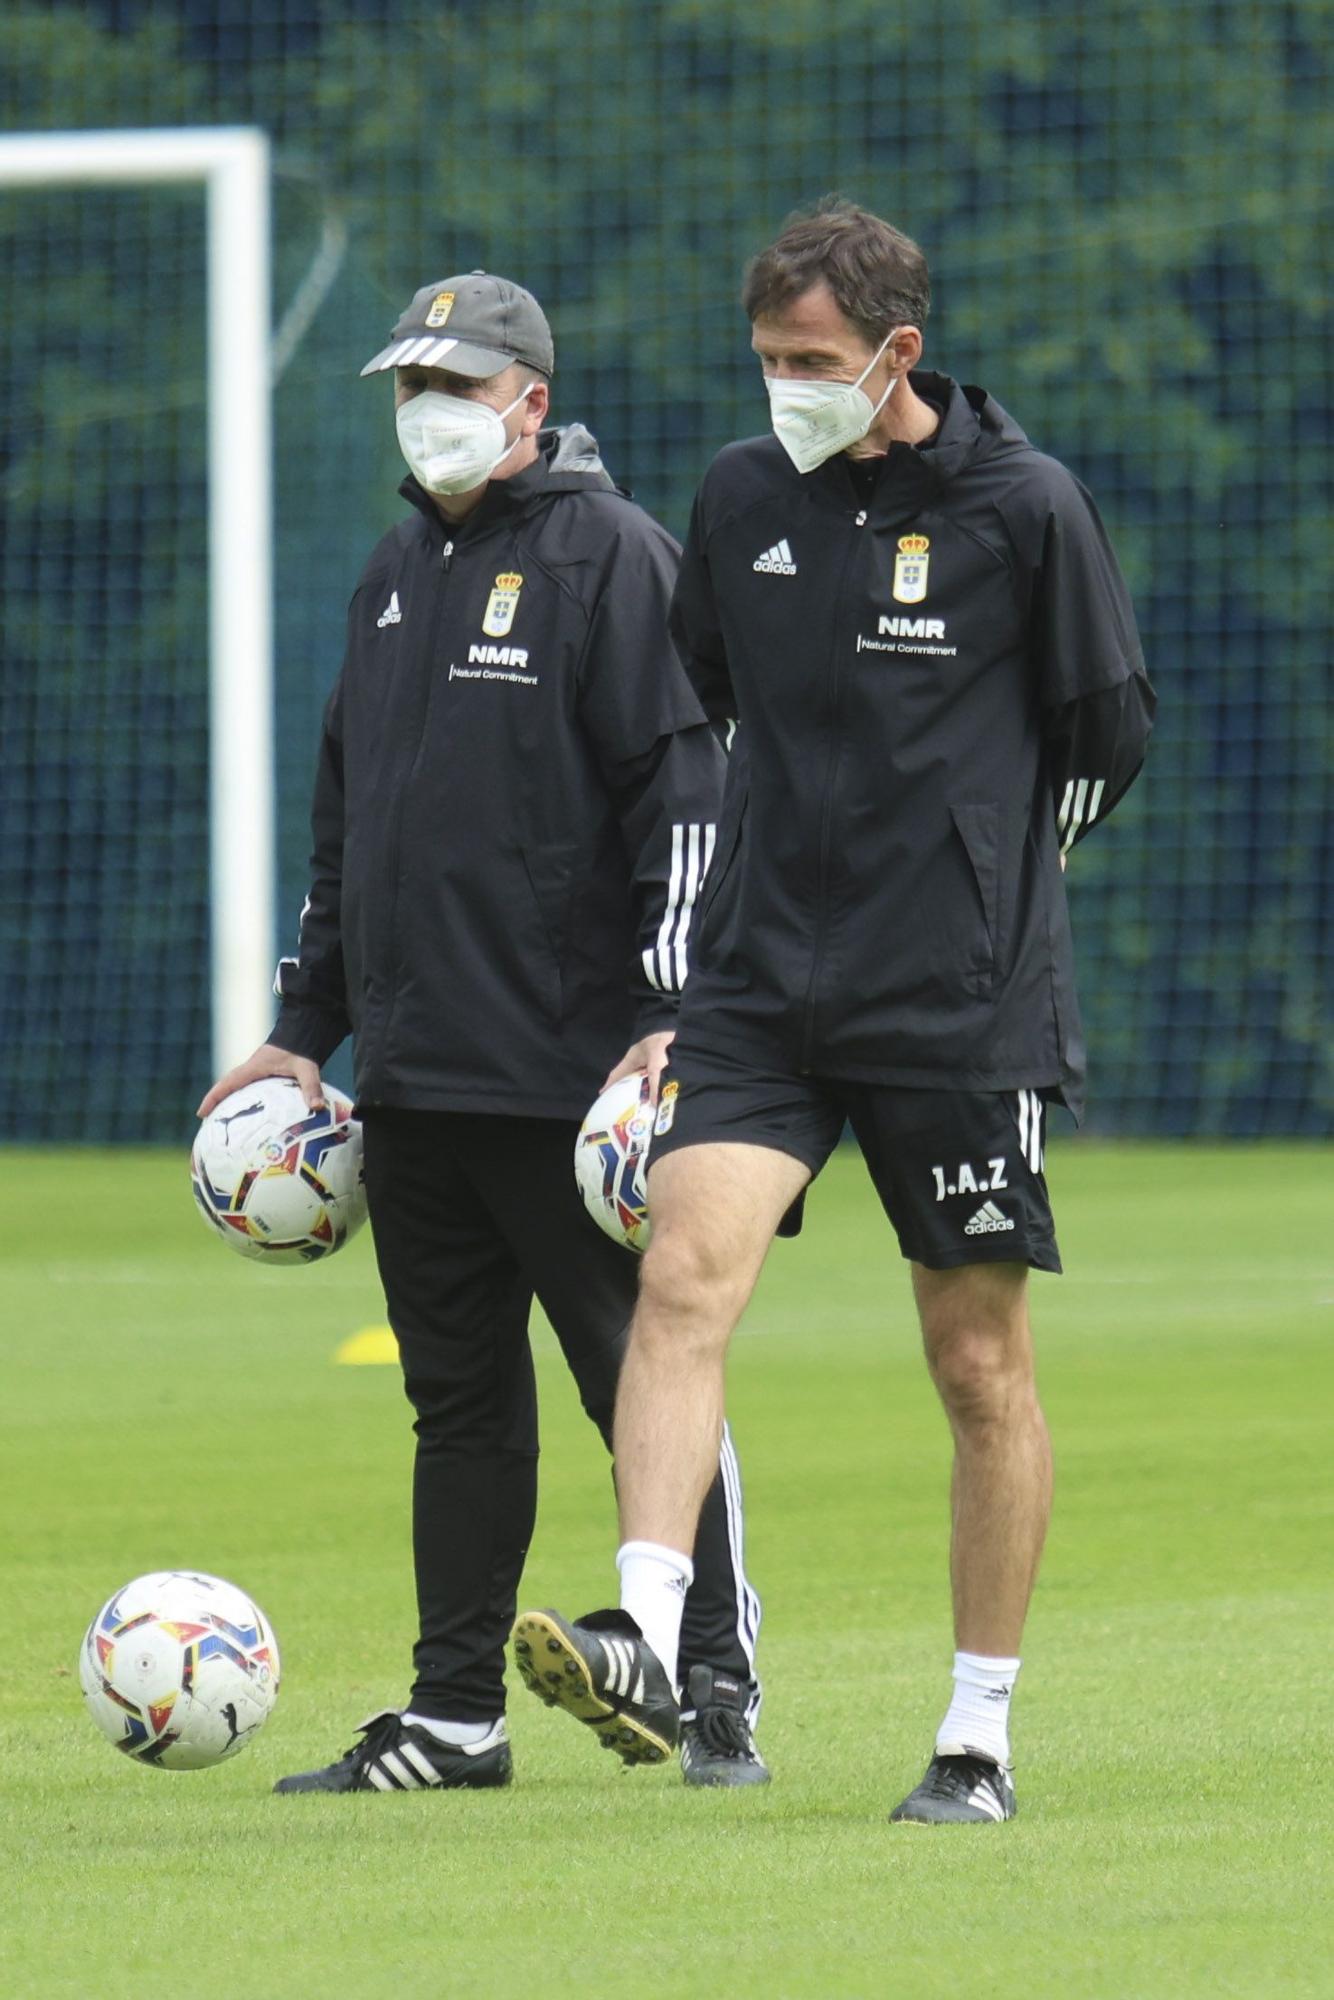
[513,201,1154,1823]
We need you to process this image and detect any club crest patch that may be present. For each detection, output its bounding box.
[482,572,523,637]
[653,1081,679,1137]
[893,533,930,604]
[425,291,456,328]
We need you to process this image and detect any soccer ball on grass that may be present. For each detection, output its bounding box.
[79,1570,279,1769]
[191,1076,367,1264]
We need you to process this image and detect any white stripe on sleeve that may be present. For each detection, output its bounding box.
[1056,780,1075,839]
[652,823,686,991]
[643,821,721,996]
[670,822,702,989]
[1060,776,1108,855]
[671,822,713,988]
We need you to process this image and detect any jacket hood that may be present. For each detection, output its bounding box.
[971,383,1031,453]
[866,371,1030,485]
[913,371,1033,477]
[540,422,619,490]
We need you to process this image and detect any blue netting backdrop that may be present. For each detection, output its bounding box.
[2,0,1330,1140]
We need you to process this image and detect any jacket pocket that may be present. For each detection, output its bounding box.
[518,846,573,1022]
[949,803,1001,998]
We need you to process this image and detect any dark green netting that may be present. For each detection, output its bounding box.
[2,0,1330,1138]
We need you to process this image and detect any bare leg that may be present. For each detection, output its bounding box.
[613,1142,812,1555]
[912,1261,1052,1656]
[511,1142,810,1768]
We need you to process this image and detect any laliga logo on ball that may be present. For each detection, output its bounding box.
[192,1076,368,1265]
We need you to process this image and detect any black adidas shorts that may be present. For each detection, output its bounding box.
[650,1041,1061,1274]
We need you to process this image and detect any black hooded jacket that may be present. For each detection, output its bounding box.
[270,426,724,1118]
[669,373,1155,1115]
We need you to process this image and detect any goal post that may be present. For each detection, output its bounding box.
[0,126,274,1077]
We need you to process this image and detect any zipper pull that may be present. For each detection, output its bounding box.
[854,509,868,527]
[441,539,454,571]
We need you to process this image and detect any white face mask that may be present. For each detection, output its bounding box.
[765,330,900,474]
[395,383,535,495]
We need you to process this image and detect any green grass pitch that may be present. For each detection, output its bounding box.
[1,1140,1329,1998]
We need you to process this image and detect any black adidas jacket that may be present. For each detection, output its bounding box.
[670,373,1155,1116]
[270,426,724,1118]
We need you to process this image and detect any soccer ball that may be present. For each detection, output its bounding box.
[574,1070,656,1252]
[191,1076,367,1264]
[78,1570,280,1770]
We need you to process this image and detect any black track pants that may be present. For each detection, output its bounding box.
[360,1107,761,1722]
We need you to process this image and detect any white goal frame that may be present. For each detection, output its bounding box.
[0,127,274,1075]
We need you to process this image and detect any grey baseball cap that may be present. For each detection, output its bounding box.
[360,270,554,379]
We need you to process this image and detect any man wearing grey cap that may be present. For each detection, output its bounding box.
[200,272,767,1794]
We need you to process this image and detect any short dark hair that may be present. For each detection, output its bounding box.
[741,196,931,343]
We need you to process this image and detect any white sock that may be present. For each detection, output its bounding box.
[402,1712,507,1749]
[935,1651,1020,1768]
[616,1539,693,1690]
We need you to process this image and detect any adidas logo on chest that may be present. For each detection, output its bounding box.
[753,539,797,576]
